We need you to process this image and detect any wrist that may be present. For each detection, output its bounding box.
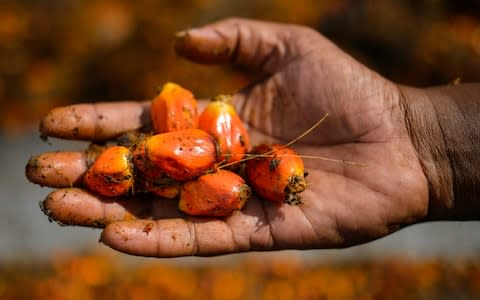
[399,85,453,220]
[399,84,480,220]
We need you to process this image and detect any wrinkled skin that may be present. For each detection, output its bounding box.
[27,18,429,257]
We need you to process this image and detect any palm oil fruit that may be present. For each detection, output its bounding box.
[151,82,198,133]
[131,139,164,181]
[84,145,134,197]
[179,169,251,217]
[198,94,250,163]
[245,144,307,205]
[145,128,217,181]
[131,140,180,198]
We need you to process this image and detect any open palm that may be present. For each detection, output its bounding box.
[27,18,429,257]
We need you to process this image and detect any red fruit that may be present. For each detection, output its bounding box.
[245,144,307,204]
[179,169,251,217]
[83,146,133,197]
[151,82,198,133]
[145,128,217,181]
[198,95,250,163]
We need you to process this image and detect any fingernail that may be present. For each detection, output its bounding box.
[176,28,216,39]
[175,28,206,40]
[174,30,188,39]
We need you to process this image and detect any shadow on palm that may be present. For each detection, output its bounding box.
[225,49,428,249]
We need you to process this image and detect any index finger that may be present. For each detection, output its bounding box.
[40,101,151,141]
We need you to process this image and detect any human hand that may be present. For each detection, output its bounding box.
[26,18,429,257]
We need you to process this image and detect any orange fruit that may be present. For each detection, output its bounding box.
[179,169,251,217]
[131,139,164,181]
[245,144,307,204]
[151,82,198,133]
[198,94,250,163]
[145,128,217,181]
[83,145,134,197]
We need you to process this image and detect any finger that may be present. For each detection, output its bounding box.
[101,218,240,257]
[40,188,183,227]
[26,151,89,188]
[40,101,151,141]
[100,197,278,257]
[175,17,316,73]
[26,145,106,188]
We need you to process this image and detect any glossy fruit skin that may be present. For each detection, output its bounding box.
[151,82,198,133]
[198,95,250,163]
[130,138,182,198]
[83,146,133,197]
[145,128,217,181]
[245,144,306,204]
[179,169,251,217]
[131,139,164,181]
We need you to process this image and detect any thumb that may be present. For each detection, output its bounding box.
[175,18,316,73]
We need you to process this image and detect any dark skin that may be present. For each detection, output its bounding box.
[27,18,473,257]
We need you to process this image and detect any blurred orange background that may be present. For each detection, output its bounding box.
[1,1,480,299]
[3,250,480,300]
[1,0,480,134]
